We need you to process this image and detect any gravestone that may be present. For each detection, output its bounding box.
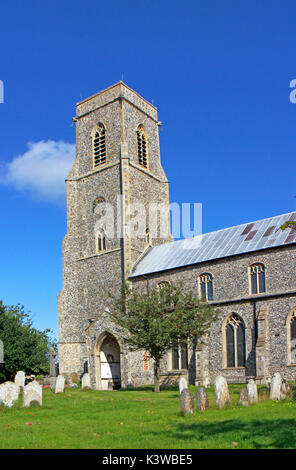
[0,381,19,407]
[23,381,42,407]
[195,386,209,411]
[214,375,230,408]
[68,372,78,388]
[14,371,25,389]
[238,387,249,406]
[55,375,65,394]
[178,377,188,394]
[247,379,258,404]
[280,378,290,399]
[82,373,91,390]
[179,389,194,414]
[270,372,282,400]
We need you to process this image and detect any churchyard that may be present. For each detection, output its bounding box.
[1,381,296,449]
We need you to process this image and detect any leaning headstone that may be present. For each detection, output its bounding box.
[0,381,19,407]
[178,377,188,394]
[14,371,26,390]
[270,373,282,401]
[214,375,230,408]
[179,389,194,414]
[55,375,65,394]
[238,387,249,406]
[280,378,290,399]
[247,379,258,404]
[81,373,91,390]
[23,381,42,407]
[195,386,209,411]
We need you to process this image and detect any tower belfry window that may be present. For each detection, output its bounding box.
[93,124,106,167]
[137,126,148,168]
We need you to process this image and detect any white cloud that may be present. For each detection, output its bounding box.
[4,140,75,205]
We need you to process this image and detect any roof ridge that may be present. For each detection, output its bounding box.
[156,211,296,248]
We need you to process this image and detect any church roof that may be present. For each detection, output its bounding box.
[129,211,296,278]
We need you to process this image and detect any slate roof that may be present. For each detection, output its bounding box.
[129,211,296,278]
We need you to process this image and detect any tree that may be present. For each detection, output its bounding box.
[281,221,296,231]
[0,301,56,382]
[110,282,218,392]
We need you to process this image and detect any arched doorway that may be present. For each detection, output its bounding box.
[96,333,121,390]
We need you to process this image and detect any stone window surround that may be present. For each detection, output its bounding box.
[286,306,296,365]
[91,121,107,168]
[168,342,188,372]
[248,262,266,295]
[198,272,214,301]
[222,312,247,370]
[136,124,149,170]
[96,228,106,253]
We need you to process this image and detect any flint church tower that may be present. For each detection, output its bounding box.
[58,82,171,389]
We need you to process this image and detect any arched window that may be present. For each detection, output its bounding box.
[290,309,296,364]
[137,125,148,168]
[172,342,188,370]
[93,123,106,167]
[97,229,106,252]
[199,273,214,301]
[158,281,170,291]
[250,263,266,294]
[225,313,246,368]
[93,196,106,213]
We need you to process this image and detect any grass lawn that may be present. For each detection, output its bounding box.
[0,384,296,449]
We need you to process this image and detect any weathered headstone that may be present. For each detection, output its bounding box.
[178,377,188,394]
[68,372,78,388]
[14,371,26,389]
[82,373,91,390]
[247,379,258,404]
[179,389,194,414]
[23,381,42,407]
[280,378,290,399]
[270,372,282,400]
[238,387,249,406]
[214,375,230,408]
[55,375,65,394]
[0,381,19,407]
[195,386,209,411]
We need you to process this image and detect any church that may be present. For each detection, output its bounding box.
[58,82,296,389]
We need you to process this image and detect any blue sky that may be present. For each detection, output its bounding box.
[0,0,295,341]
